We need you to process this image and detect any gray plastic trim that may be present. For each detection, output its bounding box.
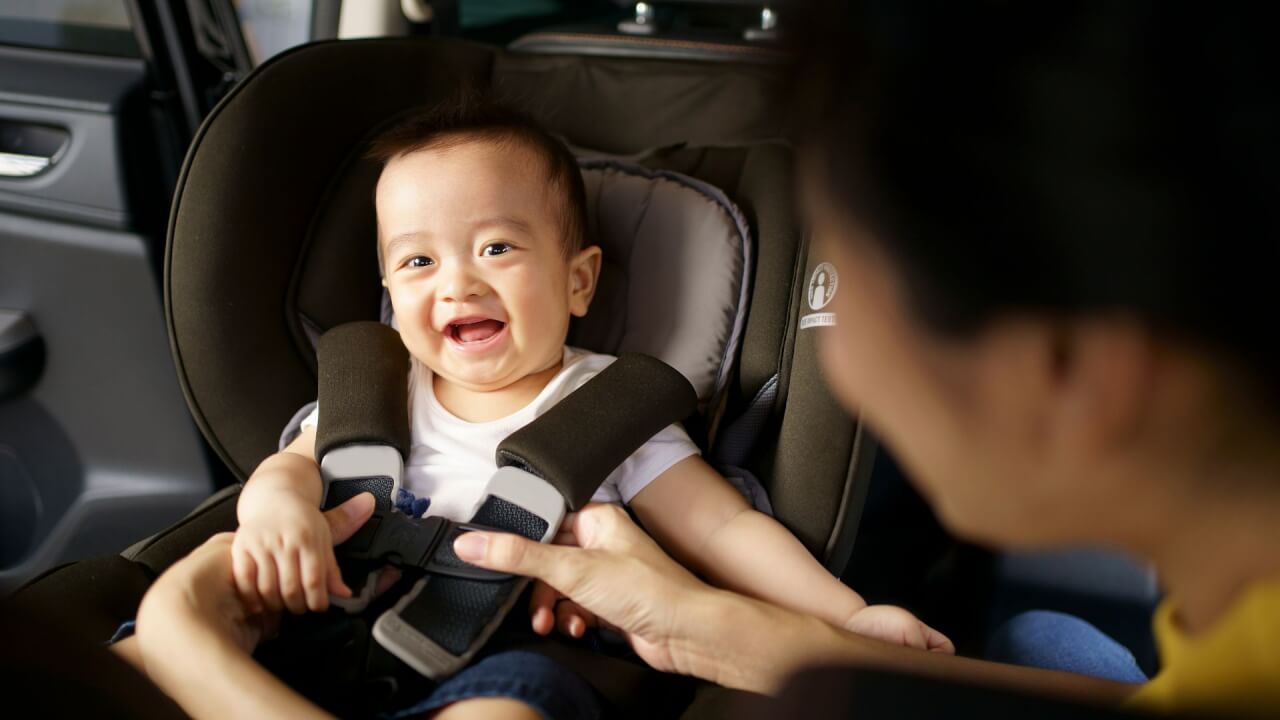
[330,569,382,613]
[0,472,209,593]
[472,466,565,543]
[0,310,37,354]
[372,587,531,679]
[0,99,134,229]
[1,210,212,590]
[319,444,403,507]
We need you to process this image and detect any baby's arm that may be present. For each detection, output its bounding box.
[233,427,353,613]
[630,456,866,627]
[630,457,952,652]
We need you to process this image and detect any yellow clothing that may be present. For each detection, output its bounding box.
[1127,578,1280,717]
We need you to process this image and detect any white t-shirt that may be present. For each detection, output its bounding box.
[301,346,700,522]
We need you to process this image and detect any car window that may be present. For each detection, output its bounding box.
[234,0,313,65]
[0,0,139,56]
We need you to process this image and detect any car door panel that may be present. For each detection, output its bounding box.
[0,40,211,594]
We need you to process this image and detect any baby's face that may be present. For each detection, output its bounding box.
[376,140,595,392]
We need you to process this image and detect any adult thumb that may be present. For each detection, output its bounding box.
[455,531,578,594]
[324,492,376,545]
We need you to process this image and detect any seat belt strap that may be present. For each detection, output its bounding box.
[315,322,410,513]
[495,352,701,509]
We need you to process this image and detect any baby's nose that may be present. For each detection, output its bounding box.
[439,263,488,301]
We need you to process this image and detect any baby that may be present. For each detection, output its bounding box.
[232,100,952,717]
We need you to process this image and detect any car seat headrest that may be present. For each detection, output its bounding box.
[575,160,752,403]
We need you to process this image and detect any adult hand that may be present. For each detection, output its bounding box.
[455,503,713,675]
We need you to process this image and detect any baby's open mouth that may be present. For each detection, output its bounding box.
[447,318,506,344]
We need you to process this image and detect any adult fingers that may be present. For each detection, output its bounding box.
[324,492,376,545]
[455,530,590,596]
[556,600,595,639]
[528,580,560,636]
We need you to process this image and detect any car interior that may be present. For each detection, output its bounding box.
[0,1,1161,717]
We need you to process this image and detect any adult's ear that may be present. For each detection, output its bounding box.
[568,245,603,317]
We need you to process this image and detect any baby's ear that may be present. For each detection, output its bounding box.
[568,245,603,317]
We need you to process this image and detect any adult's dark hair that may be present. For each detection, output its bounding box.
[367,96,588,257]
[792,1,1280,408]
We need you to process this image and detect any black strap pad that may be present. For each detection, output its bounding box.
[495,353,697,510]
[315,322,411,460]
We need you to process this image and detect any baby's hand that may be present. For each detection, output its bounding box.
[232,491,372,614]
[844,604,955,654]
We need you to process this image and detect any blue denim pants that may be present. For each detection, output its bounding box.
[986,610,1148,684]
[381,649,601,720]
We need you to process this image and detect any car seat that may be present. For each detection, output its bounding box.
[16,35,876,718]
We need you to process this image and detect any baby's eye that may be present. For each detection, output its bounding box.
[407,256,434,268]
[482,243,512,257]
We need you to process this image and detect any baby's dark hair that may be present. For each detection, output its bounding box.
[367,97,588,261]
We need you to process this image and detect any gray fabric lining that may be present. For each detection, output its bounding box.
[712,372,779,468]
[721,467,774,516]
[279,400,317,450]
[577,158,753,411]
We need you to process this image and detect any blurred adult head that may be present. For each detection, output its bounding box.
[792,1,1279,551]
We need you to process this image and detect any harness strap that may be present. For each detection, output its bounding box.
[495,352,699,509]
[316,322,410,512]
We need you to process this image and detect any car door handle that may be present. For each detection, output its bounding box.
[0,311,45,400]
[0,121,70,178]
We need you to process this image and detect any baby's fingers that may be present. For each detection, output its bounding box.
[299,544,331,612]
[254,548,282,613]
[277,545,307,615]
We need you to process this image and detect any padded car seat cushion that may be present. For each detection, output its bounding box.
[572,159,751,406]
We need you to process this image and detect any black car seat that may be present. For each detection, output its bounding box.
[17,35,875,717]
